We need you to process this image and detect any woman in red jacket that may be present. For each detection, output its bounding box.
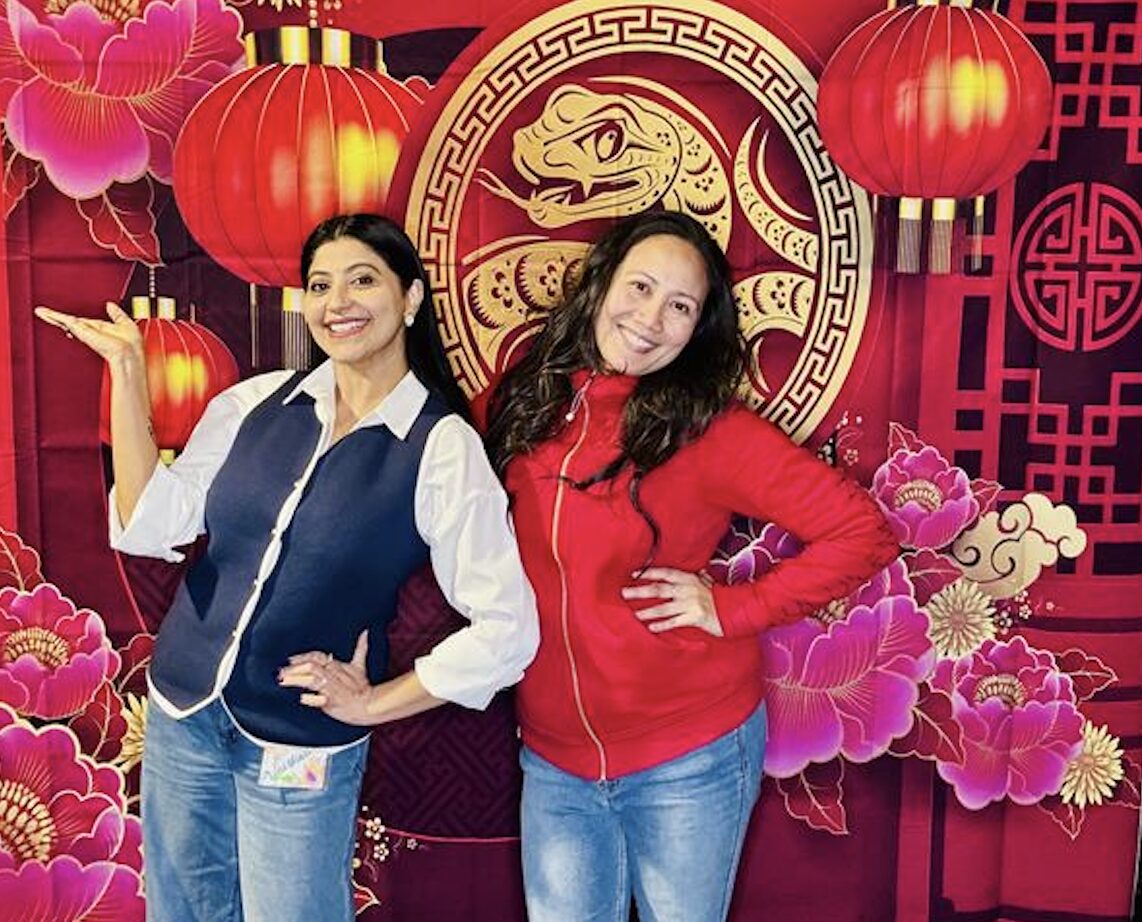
[486,210,899,922]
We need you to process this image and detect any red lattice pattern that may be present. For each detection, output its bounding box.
[1013,0,1142,162]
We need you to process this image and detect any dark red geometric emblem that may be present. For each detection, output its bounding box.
[1010,182,1142,352]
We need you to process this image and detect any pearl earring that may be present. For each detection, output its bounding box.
[403,314,415,327]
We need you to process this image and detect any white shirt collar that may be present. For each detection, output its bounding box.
[281,361,430,441]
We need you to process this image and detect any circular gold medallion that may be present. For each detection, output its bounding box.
[401,0,873,441]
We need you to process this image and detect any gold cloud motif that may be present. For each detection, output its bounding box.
[950,493,1088,599]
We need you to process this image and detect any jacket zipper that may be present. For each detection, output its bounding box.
[550,375,608,780]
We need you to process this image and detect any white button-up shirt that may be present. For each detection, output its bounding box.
[111,362,538,716]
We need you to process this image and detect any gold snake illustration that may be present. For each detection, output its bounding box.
[467,80,818,398]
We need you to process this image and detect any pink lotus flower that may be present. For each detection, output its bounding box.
[872,446,979,549]
[0,0,242,199]
[0,711,140,871]
[931,636,1084,809]
[761,595,935,777]
[0,856,143,921]
[0,582,120,719]
[709,517,801,586]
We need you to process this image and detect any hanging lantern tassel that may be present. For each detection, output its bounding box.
[897,197,923,274]
[249,282,259,369]
[970,195,987,272]
[282,287,311,371]
[150,296,178,465]
[928,198,956,274]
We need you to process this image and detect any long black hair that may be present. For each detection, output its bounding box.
[486,211,743,551]
[300,213,471,422]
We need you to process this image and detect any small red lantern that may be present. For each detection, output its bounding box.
[817,2,1052,271]
[172,28,422,291]
[99,297,240,452]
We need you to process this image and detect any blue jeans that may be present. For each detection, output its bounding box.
[141,698,366,922]
[521,703,766,922]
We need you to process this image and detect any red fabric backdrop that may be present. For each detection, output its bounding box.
[0,0,1139,920]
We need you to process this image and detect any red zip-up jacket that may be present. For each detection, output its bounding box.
[506,370,900,781]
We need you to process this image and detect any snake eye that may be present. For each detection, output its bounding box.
[575,120,624,162]
[595,124,621,160]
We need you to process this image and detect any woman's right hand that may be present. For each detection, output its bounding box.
[36,301,158,525]
[35,302,144,371]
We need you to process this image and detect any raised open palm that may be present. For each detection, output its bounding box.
[35,301,144,365]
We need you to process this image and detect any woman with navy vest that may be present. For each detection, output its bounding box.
[35,214,539,922]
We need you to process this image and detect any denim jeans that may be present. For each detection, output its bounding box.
[141,698,366,922]
[521,703,766,922]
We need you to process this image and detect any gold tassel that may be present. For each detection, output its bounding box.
[928,198,956,274]
[281,287,311,372]
[897,197,923,273]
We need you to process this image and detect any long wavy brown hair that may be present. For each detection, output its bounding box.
[485,211,744,554]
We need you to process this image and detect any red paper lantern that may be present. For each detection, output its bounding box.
[172,29,422,289]
[99,298,240,452]
[817,3,1052,200]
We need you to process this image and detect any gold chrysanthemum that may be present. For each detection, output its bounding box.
[1060,722,1124,809]
[114,692,147,774]
[926,578,996,658]
[0,778,56,862]
[43,0,141,23]
[814,598,848,626]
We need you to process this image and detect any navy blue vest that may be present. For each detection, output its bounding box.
[149,374,450,746]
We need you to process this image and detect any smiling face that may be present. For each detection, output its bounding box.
[302,236,422,379]
[591,234,708,376]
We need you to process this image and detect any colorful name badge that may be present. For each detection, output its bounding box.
[258,744,330,790]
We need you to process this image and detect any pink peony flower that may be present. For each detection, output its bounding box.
[0,714,140,871]
[930,636,1084,809]
[761,595,935,777]
[0,856,143,921]
[711,522,912,616]
[848,557,913,607]
[872,445,979,549]
[0,0,242,199]
[709,517,801,586]
[816,556,913,624]
[0,583,120,719]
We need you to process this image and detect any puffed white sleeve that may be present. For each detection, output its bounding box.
[109,371,294,563]
[412,415,539,709]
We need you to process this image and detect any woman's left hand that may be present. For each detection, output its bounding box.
[621,567,724,637]
[278,631,378,725]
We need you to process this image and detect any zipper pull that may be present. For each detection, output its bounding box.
[564,371,597,422]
